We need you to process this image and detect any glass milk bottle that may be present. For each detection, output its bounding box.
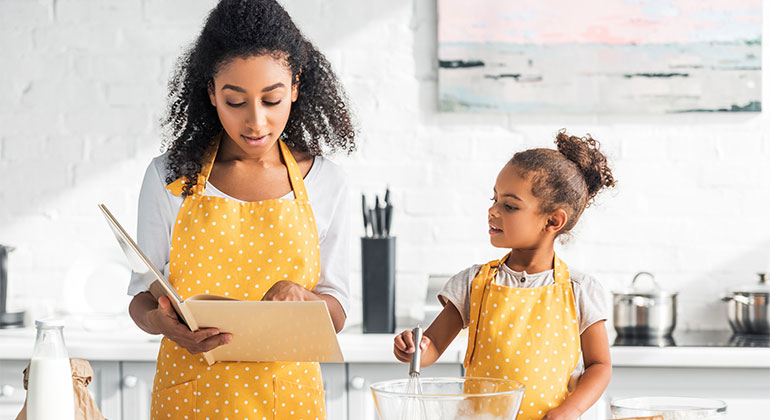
[27,319,74,420]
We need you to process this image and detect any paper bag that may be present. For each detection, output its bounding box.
[15,358,107,420]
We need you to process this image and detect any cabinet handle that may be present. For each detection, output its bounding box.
[1,384,14,397]
[350,376,365,390]
[122,376,138,389]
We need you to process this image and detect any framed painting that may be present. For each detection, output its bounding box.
[438,0,762,114]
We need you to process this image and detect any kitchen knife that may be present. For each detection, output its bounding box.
[385,204,392,236]
[375,195,384,236]
[362,194,370,237]
[369,208,379,237]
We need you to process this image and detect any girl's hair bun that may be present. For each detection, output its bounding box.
[555,129,615,201]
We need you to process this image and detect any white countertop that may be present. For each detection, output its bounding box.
[1,323,768,368]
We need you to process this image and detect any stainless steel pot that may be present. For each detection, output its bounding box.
[613,272,677,337]
[722,273,770,335]
[0,245,24,329]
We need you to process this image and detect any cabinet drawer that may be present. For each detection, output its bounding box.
[0,360,121,420]
[0,360,28,419]
[121,361,156,420]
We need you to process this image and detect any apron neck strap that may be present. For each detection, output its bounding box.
[278,140,309,201]
[553,254,570,285]
[192,135,309,200]
[486,253,506,278]
[193,134,221,194]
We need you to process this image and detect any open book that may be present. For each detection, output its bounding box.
[98,204,344,366]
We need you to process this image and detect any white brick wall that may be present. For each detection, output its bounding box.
[1,0,769,332]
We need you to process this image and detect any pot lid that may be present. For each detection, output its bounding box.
[613,271,678,298]
[730,273,770,294]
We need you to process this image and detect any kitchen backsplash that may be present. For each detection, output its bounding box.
[1,0,769,331]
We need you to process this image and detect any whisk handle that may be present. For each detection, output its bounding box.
[409,326,423,375]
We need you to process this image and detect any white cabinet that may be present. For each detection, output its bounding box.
[7,357,765,419]
[0,360,122,420]
[0,360,26,420]
[120,361,156,420]
[347,363,463,420]
[600,366,770,420]
[85,361,122,420]
[321,363,348,420]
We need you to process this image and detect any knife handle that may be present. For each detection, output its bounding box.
[361,194,370,237]
[369,208,379,237]
[384,204,392,236]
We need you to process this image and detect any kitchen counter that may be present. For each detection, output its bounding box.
[2,324,769,420]
[1,323,769,368]
[609,329,770,368]
[0,321,467,363]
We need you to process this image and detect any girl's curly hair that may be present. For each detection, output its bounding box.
[161,0,356,195]
[508,129,616,234]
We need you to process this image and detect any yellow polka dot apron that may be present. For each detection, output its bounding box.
[150,136,326,420]
[463,254,580,420]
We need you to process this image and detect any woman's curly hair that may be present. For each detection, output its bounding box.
[161,0,356,195]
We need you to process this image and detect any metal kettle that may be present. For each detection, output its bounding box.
[0,245,25,328]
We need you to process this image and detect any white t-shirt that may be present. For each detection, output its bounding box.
[127,152,350,315]
[438,261,610,391]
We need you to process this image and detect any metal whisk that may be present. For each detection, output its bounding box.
[409,326,422,377]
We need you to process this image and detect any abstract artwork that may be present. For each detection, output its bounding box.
[438,0,762,113]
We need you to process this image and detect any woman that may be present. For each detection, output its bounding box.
[126,0,356,418]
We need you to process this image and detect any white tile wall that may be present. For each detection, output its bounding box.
[1,0,769,331]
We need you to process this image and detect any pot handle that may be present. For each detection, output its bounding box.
[722,294,753,305]
[621,295,654,307]
[631,271,660,291]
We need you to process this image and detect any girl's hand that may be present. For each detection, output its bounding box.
[541,404,581,420]
[262,280,312,301]
[148,296,232,355]
[393,329,431,363]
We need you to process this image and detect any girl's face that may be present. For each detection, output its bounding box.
[488,164,553,249]
[208,55,298,157]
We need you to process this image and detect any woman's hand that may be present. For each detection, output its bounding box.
[261,281,348,332]
[393,329,431,364]
[262,280,312,301]
[541,404,581,420]
[147,295,232,355]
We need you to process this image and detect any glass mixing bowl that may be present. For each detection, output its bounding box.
[370,377,525,420]
[610,396,727,419]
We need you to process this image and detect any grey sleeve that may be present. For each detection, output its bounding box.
[437,265,482,329]
[572,274,611,334]
[127,157,178,296]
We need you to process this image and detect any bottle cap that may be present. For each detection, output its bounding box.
[35,318,65,328]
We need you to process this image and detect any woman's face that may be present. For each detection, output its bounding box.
[208,54,298,158]
[488,164,551,249]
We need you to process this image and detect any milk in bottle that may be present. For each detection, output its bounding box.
[27,319,74,420]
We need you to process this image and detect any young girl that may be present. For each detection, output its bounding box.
[394,131,615,420]
[126,0,355,418]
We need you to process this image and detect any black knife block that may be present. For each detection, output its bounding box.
[361,237,396,334]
